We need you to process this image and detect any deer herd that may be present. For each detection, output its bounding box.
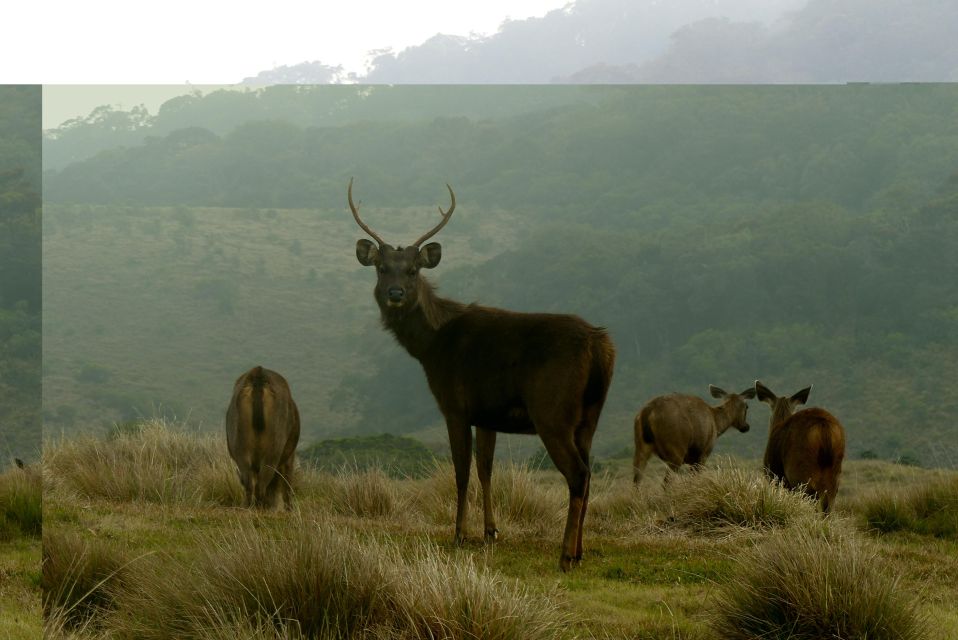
[224,179,847,572]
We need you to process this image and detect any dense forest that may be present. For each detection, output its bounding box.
[0,86,41,460]
[43,85,958,466]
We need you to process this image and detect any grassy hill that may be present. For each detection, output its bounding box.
[42,201,529,449]
[42,421,958,639]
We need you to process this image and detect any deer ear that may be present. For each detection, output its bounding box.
[709,385,727,399]
[740,387,757,399]
[419,242,442,269]
[755,381,776,405]
[356,239,379,266]
[791,386,812,405]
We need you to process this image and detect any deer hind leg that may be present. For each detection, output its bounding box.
[633,437,655,486]
[446,417,473,545]
[540,432,590,572]
[475,427,498,542]
[573,415,599,563]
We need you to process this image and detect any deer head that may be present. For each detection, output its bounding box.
[709,384,757,432]
[755,380,812,427]
[349,178,456,314]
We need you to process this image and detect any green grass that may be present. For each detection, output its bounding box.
[41,423,958,639]
[0,464,41,639]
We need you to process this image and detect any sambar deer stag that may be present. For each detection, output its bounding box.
[225,366,301,509]
[347,178,616,571]
[633,385,755,486]
[755,381,846,512]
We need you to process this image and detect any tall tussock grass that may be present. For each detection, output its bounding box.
[44,418,243,506]
[662,466,820,533]
[710,521,928,640]
[856,475,958,538]
[108,518,566,640]
[43,529,132,630]
[0,462,42,539]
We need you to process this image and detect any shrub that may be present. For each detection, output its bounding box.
[710,523,928,640]
[299,433,437,479]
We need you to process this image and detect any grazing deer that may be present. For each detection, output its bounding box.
[225,366,300,509]
[347,179,616,571]
[633,385,755,486]
[755,381,846,512]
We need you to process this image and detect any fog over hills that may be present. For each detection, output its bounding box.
[243,0,957,84]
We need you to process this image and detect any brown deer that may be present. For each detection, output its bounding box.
[225,366,301,509]
[633,385,755,486]
[347,179,616,571]
[755,381,846,512]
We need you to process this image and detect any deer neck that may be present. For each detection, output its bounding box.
[379,278,464,361]
[769,402,793,430]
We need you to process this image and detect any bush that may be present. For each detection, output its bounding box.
[710,523,928,640]
[299,433,437,479]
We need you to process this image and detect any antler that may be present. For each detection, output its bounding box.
[411,184,456,247]
[347,178,386,246]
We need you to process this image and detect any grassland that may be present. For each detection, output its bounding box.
[42,420,958,639]
[0,462,42,639]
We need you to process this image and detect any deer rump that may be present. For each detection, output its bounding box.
[419,307,613,435]
[225,366,300,507]
[764,407,845,507]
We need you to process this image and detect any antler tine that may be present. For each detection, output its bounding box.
[411,184,456,247]
[348,177,386,246]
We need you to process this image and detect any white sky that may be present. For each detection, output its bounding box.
[4,0,568,84]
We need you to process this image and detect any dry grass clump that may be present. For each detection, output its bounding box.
[710,522,928,640]
[661,466,820,533]
[109,518,566,640]
[44,418,242,506]
[856,474,958,538]
[491,463,563,534]
[0,462,42,540]
[328,467,398,517]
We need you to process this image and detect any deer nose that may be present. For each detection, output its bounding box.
[741,423,751,433]
[388,287,405,302]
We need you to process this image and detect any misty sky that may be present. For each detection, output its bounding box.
[7,0,566,83]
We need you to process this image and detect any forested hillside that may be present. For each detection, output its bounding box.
[0,86,41,460]
[42,85,958,466]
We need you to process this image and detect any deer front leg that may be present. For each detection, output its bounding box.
[476,427,498,542]
[446,418,473,545]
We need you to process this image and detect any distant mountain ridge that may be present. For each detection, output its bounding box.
[240,0,957,84]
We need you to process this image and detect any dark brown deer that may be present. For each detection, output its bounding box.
[347,179,616,571]
[225,366,301,509]
[633,385,755,486]
[755,381,846,512]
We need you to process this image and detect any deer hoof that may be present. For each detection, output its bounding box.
[484,528,499,543]
[454,532,467,547]
[559,554,575,572]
